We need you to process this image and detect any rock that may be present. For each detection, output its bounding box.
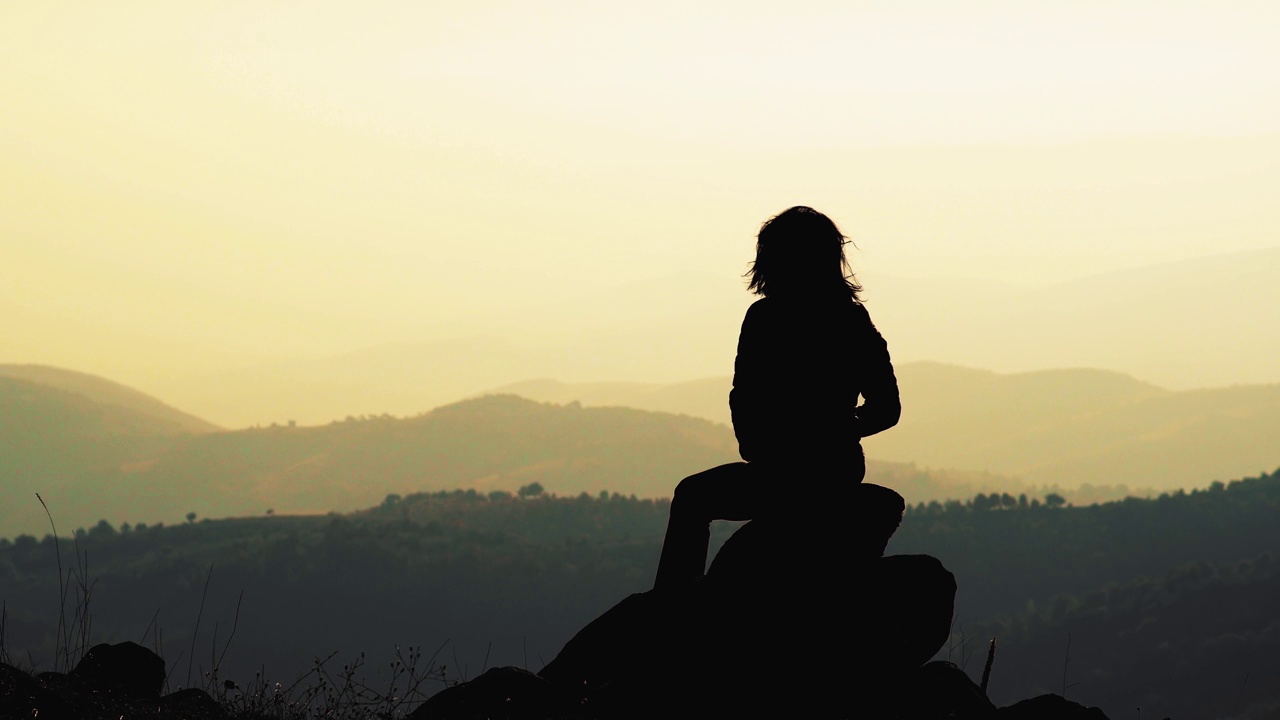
[1,662,36,718]
[999,694,1111,720]
[160,687,227,719]
[896,661,997,719]
[538,591,674,695]
[35,670,74,690]
[538,483,959,717]
[870,554,958,670]
[409,666,570,720]
[1,665,74,720]
[539,586,718,716]
[70,640,166,699]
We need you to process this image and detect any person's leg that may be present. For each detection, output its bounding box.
[653,462,765,589]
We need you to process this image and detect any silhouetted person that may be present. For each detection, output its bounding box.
[653,206,900,589]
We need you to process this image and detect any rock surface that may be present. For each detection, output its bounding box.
[421,482,1113,719]
[409,666,567,720]
[0,643,225,720]
[71,640,166,699]
[998,693,1112,720]
[531,483,979,718]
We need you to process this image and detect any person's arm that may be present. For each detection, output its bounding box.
[852,304,901,438]
[729,300,768,461]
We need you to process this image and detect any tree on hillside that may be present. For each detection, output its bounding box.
[519,482,545,499]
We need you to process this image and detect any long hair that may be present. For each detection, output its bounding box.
[745,206,862,301]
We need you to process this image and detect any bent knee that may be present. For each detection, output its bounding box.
[672,473,706,503]
[671,463,748,511]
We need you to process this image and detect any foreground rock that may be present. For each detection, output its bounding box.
[413,483,1098,720]
[70,640,165,700]
[0,642,224,720]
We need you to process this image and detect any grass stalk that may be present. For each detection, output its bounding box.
[186,562,215,688]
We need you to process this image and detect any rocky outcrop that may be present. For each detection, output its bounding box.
[0,642,224,720]
[70,641,165,700]
[408,667,568,720]
[416,482,1113,719]
[416,483,1042,719]
[998,693,1112,720]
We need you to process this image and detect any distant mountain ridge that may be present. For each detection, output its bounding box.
[0,364,219,434]
[144,246,1278,428]
[6,362,1277,539]
[0,371,1020,539]
[488,362,1280,492]
[864,245,1280,391]
[2,390,745,538]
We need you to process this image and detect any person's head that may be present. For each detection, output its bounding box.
[746,206,861,300]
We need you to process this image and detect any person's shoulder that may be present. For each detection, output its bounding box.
[833,299,879,334]
[743,296,773,319]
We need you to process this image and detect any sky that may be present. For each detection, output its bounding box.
[2,0,1278,420]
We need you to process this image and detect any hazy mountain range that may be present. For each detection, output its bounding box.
[0,366,1022,539]
[141,247,1279,429]
[0,364,220,434]
[3,363,1279,540]
[0,376,717,538]
[493,363,1280,492]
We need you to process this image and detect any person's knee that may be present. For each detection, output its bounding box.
[672,474,700,501]
[672,473,712,514]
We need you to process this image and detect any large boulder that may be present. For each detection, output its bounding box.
[1,662,74,720]
[70,641,165,699]
[409,666,570,720]
[998,694,1111,720]
[534,483,957,717]
[159,687,227,719]
[895,661,997,719]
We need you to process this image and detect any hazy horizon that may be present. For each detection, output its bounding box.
[4,2,1279,427]
[6,8,1280,716]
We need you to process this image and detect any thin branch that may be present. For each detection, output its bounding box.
[215,591,243,672]
[0,601,8,666]
[36,494,69,671]
[1061,630,1072,698]
[1232,671,1250,719]
[186,563,214,688]
[140,608,161,646]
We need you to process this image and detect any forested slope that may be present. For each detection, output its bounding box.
[2,468,1277,718]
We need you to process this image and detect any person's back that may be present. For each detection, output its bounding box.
[652,205,900,590]
[730,292,897,480]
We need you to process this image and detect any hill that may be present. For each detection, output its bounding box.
[491,364,1280,492]
[872,363,1280,491]
[0,376,208,536]
[123,394,741,517]
[1,378,1023,539]
[487,377,731,425]
[0,364,220,434]
[0,393,735,538]
[864,246,1280,391]
[972,556,1280,718]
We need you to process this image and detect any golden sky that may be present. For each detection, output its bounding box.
[3,1,1278,422]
